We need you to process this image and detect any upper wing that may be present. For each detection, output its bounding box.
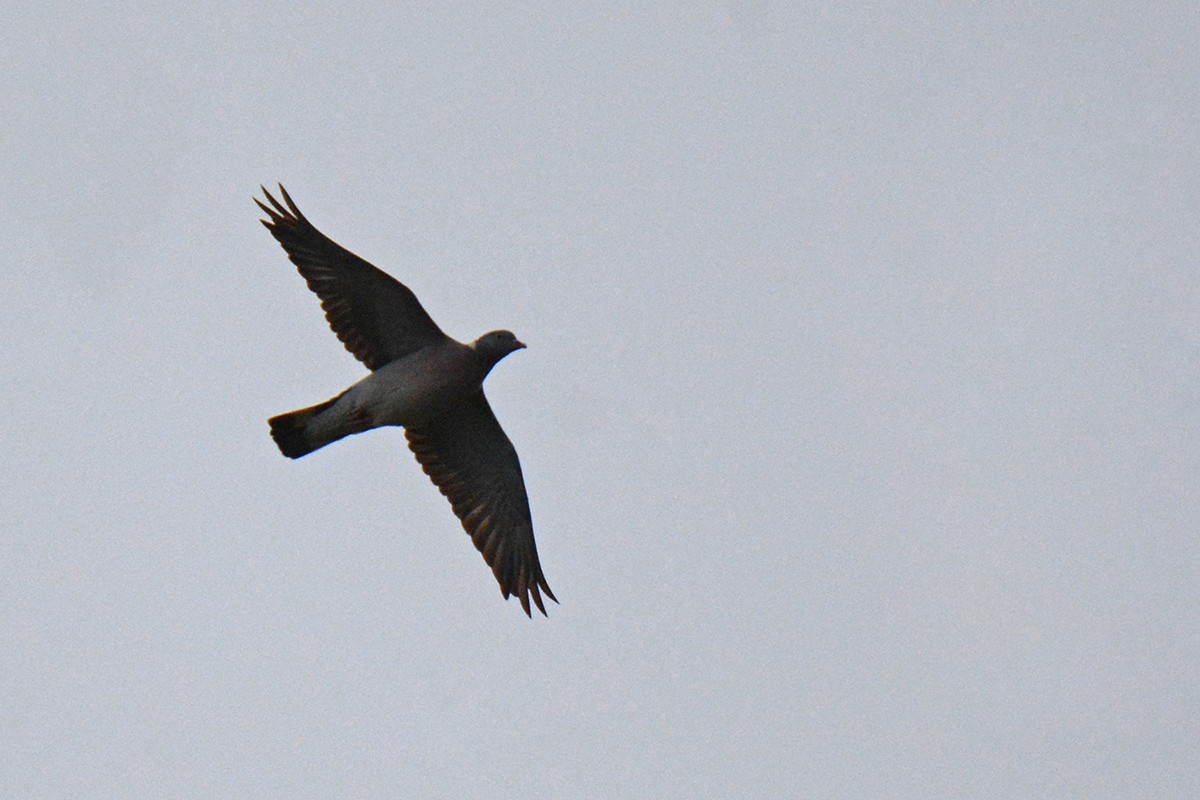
[405,392,556,617]
[256,185,448,370]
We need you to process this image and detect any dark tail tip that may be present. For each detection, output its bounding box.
[269,392,346,459]
[268,410,319,459]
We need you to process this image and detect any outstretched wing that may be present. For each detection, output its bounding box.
[406,392,556,617]
[257,185,448,370]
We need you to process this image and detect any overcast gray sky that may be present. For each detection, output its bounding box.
[3,3,1197,798]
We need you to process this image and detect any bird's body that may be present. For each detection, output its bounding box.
[257,185,555,616]
[275,338,483,453]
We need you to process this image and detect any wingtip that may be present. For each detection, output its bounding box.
[520,580,556,618]
[255,183,294,221]
[508,584,548,618]
[277,183,306,220]
[530,584,547,616]
[253,195,275,225]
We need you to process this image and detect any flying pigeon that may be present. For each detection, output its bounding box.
[257,185,556,616]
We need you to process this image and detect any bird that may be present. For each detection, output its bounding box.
[256,184,556,616]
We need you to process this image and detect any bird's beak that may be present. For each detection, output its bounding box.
[515,340,527,350]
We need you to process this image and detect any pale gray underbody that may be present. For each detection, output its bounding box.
[305,339,483,450]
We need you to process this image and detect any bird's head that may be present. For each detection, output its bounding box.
[472,329,526,368]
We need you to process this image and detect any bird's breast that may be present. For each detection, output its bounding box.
[353,342,483,428]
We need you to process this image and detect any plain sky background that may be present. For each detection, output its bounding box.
[3,3,1197,798]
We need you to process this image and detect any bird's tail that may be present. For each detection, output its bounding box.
[268,393,345,459]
